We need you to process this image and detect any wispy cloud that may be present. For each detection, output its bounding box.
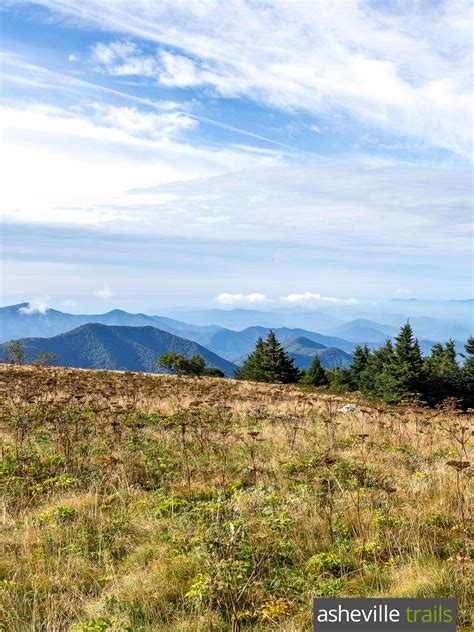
[4,220,469,302]
[19,297,50,314]
[284,292,358,305]
[0,100,288,225]
[123,165,472,256]
[92,41,158,77]
[94,286,113,299]
[92,42,203,88]
[14,0,473,159]
[215,291,358,306]
[216,293,268,305]
[1,1,471,303]
[91,103,198,138]
[0,53,309,154]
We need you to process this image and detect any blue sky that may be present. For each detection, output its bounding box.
[1,0,472,312]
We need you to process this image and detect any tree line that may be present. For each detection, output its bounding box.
[4,325,473,409]
[234,325,473,409]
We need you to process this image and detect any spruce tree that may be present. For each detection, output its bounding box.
[423,340,462,406]
[389,323,424,400]
[236,331,300,383]
[356,329,425,404]
[394,324,423,373]
[264,330,300,383]
[302,353,328,386]
[235,336,267,381]
[348,344,371,389]
[461,337,474,410]
[235,335,262,381]
[358,339,394,399]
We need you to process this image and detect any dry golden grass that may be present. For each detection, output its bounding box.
[0,365,472,631]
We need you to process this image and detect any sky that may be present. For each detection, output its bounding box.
[1,0,473,313]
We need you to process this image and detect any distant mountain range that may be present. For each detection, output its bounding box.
[188,325,357,360]
[161,307,472,342]
[0,324,237,376]
[157,307,340,331]
[282,337,353,369]
[0,303,215,342]
[1,302,471,376]
[0,324,353,373]
[329,318,398,342]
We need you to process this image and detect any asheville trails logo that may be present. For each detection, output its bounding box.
[313,599,456,631]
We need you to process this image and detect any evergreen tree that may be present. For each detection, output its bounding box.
[235,336,268,381]
[423,340,462,406]
[461,337,474,410]
[355,330,425,404]
[388,323,424,400]
[394,324,423,377]
[236,331,300,383]
[326,367,352,390]
[265,330,300,383]
[359,339,395,399]
[347,344,371,389]
[302,353,328,386]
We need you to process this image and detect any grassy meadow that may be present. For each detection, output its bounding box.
[0,365,472,631]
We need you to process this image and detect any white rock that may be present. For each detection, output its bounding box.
[337,404,360,414]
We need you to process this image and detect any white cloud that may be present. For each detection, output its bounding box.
[1,2,471,301]
[92,44,207,88]
[120,165,472,257]
[158,50,202,87]
[17,0,474,158]
[395,288,412,295]
[91,103,198,138]
[216,292,268,305]
[62,299,78,307]
[216,291,358,305]
[19,297,50,314]
[0,54,334,158]
[94,286,113,299]
[3,159,469,298]
[0,100,286,226]
[284,292,358,305]
[68,53,78,62]
[92,41,159,76]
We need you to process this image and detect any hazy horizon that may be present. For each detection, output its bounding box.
[2,295,474,315]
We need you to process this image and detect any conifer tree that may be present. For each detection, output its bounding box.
[264,330,300,383]
[347,344,371,389]
[235,336,268,381]
[236,331,300,383]
[388,323,424,400]
[327,323,467,408]
[423,340,463,406]
[394,323,423,376]
[353,329,426,404]
[359,339,395,399]
[461,337,474,410]
[302,353,328,386]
